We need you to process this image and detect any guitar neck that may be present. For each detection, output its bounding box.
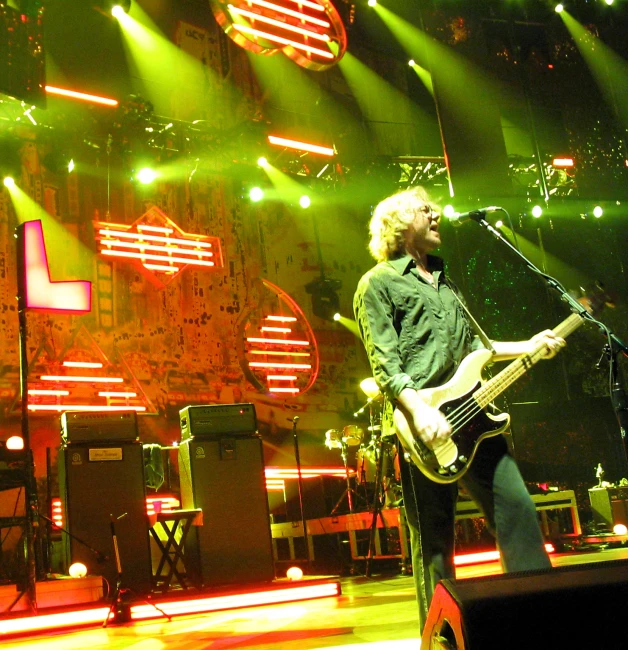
[474,311,584,409]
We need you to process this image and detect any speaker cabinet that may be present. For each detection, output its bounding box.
[422,560,628,649]
[58,443,152,593]
[589,487,628,530]
[179,436,275,587]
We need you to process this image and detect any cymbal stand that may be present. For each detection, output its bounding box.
[364,428,387,577]
[330,441,359,515]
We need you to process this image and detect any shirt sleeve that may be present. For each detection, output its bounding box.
[353,271,418,401]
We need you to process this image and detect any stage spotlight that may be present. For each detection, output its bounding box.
[257,157,268,168]
[333,312,341,321]
[68,563,88,579]
[250,187,264,202]
[614,523,627,535]
[5,436,24,451]
[593,205,603,218]
[408,59,415,67]
[442,205,456,219]
[605,0,614,5]
[3,177,15,188]
[136,167,157,184]
[495,220,504,228]
[111,0,131,16]
[305,277,342,321]
[299,195,311,209]
[367,0,377,6]
[286,566,304,581]
[531,205,543,218]
[68,159,75,173]
[555,4,564,12]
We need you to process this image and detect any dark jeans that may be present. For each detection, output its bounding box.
[398,434,551,632]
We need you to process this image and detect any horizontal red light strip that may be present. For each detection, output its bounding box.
[63,361,104,368]
[233,24,334,59]
[261,327,292,333]
[143,263,180,272]
[0,607,112,635]
[268,387,300,393]
[244,0,330,26]
[102,250,215,267]
[248,350,310,357]
[266,315,297,322]
[250,362,311,369]
[101,239,214,258]
[228,5,331,41]
[98,391,137,397]
[45,85,119,107]
[28,405,147,412]
[247,338,310,346]
[40,375,123,383]
[136,225,173,233]
[28,389,70,396]
[98,229,213,248]
[130,582,341,620]
[552,157,575,168]
[268,135,334,156]
[454,544,555,566]
[266,467,355,478]
[267,375,297,380]
[283,0,326,11]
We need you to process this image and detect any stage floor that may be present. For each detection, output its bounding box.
[4,545,628,650]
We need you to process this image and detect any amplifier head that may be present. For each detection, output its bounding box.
[61,410,139,444]
[179,403,257,441]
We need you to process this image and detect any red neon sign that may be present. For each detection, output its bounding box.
[95,207,223,287]
[210,0,347,70]
[16,220,91,313]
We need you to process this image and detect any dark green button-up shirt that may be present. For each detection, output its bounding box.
[353,254,477,402]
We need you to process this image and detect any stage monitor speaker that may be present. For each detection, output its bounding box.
[589,486,628,530]
[179,435,275,587]
[422,559,628,649]
[58,443,152,594]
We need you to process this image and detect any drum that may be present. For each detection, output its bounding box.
[324,429,343,450]
[356,441,399,485]
[342,424,363,447]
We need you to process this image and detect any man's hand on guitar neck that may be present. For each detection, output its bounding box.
[398,387,451,449]
[491,329,566,362]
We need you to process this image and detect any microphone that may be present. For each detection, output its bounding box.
[447,206,502,226]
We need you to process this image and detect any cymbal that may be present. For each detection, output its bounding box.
[360,377,380,399]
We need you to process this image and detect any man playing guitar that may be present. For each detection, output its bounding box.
[353,186,565,633]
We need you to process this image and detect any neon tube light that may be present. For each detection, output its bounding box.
[98,391,138,397]
[265,467,355,477]
[228,5,331,41]
[233,24,334,58]
[98,229,213,248]
[267,375,297,380]
[552,157,575,168]
[249,362,311,369]
[454,544,555,566]
[28,405,147,412]
[40,375,124,383]
[248,350,311,357]
[101,239,214,257]
[101,250,215,267]
[143,264,180,272]
[63,361,103,368]
[136,225,174,233]
[247,338,310,346]
[28,389,70,396]
[243,0,330,27]
[268,135,334,156]
[130,582,341,620]
[268,387,300,393]
[261,327,292,333]
[283,0,326,11]
[0,607,112,635]
[45,86,119,107]
[266,315,297,322]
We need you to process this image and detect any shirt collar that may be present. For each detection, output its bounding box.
[388,254,444,275]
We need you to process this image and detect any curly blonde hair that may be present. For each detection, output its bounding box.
[368,186,434,263]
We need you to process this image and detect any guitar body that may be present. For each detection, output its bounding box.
[394,349,510,484]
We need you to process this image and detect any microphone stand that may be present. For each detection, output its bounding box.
[289,416,310,570]
[471,212,628,467]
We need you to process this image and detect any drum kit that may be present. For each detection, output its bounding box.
[325,378,402,516]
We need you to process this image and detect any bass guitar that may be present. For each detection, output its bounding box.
[393,291,609,484]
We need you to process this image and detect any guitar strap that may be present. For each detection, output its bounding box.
[449,288,496,355]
